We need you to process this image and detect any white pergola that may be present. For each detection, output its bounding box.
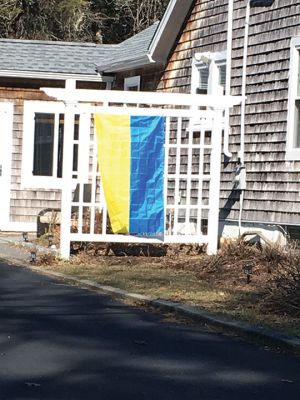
[41,85,242,258]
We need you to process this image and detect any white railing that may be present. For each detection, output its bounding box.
[41,88,242,258]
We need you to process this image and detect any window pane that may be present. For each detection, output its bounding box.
[33,113,54,176]
[295,100,300,147]
[73,144,79,173]
[57,114,64,178]
[298,51,300,96]
[197,67,209,94]
[128,86,139,91]
[73,115,80,177]
[74,114,80,140]
[219,64,226,92]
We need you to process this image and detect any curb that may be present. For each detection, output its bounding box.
[27,265,300,355]
[1,236,300,355]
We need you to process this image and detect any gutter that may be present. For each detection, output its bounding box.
[0,69,114,82]
[97,54,156,74]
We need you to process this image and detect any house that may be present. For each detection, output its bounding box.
[153,0,300,241]
[0,23,164,232]
[0,0,192,234]
[99,0,300,242]
[1,0,300,244]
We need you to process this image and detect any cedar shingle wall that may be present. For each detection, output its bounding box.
[157,0,300,225]
[112,66,164,91]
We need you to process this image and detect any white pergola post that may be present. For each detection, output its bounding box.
[207,110,223,255]
[60,101,76,258]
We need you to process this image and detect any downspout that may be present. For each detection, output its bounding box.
[224,0,234,158]
[238,0,251,235]
[240,0,251,165]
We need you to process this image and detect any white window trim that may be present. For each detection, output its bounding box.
[22,100,89,190]
[286,37,300,160]
[124,75,141,91]
[0,102,14,229]
[191,51,226,95]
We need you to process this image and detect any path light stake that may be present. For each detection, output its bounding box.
[22,232,28,242]
[48,233,54,247]
[30,250,37,264]
[243,262,253,284]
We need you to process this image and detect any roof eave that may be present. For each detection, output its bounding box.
[97,0,194,73]
[98,54,157,74]
[0,69,114,82]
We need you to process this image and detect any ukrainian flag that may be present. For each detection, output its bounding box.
[94,114,165,237]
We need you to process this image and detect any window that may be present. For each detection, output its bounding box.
[22,101,88,189]
[286,37,300,160]
[124,76,141,91]
[33,113,63,177]
[191,51,226,95]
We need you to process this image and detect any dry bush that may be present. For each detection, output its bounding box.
[263,243,300,317]
[219,238,260,260]
[37,252,58,266]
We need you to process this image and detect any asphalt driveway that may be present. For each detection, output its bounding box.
[0,260,300,400]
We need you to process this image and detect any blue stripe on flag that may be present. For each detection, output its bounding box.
[129,115,165,237]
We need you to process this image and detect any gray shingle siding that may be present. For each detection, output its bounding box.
[158,0,300,227]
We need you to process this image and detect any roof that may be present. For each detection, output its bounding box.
[0,39,117,80]
[0,0,194,78]
[97,22,160,73]
[97,0,194,73]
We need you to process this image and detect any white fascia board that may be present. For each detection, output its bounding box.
[0,69,114,82]
[101,55,154,73]
[149,0,194,63]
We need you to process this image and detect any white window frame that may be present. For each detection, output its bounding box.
[0,102,14,229]
[22,100,90,189]
[286,37,300,160]
[191,51,226,95]
[124,75,141,91]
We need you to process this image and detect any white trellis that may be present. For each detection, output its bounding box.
[41,87,242,258]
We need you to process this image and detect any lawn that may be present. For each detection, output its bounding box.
[37,241,300,337]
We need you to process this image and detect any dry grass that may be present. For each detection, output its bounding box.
[36,241,300,337]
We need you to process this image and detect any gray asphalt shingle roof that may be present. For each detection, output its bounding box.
[97,22,159,72]
[99,22,159,67]
[0,39,116,76]
[0,22,159,77]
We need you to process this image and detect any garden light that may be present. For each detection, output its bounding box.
[30,250,37,264]
[22,232,28,242]
[48,233,54,247]
[243,262,253,284]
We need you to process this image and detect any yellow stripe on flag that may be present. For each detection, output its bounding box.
[94,114,130,233]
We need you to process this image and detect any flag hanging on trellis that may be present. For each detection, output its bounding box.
[94,114,165,237]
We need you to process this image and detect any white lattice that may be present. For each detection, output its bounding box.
[41,87,242,258]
